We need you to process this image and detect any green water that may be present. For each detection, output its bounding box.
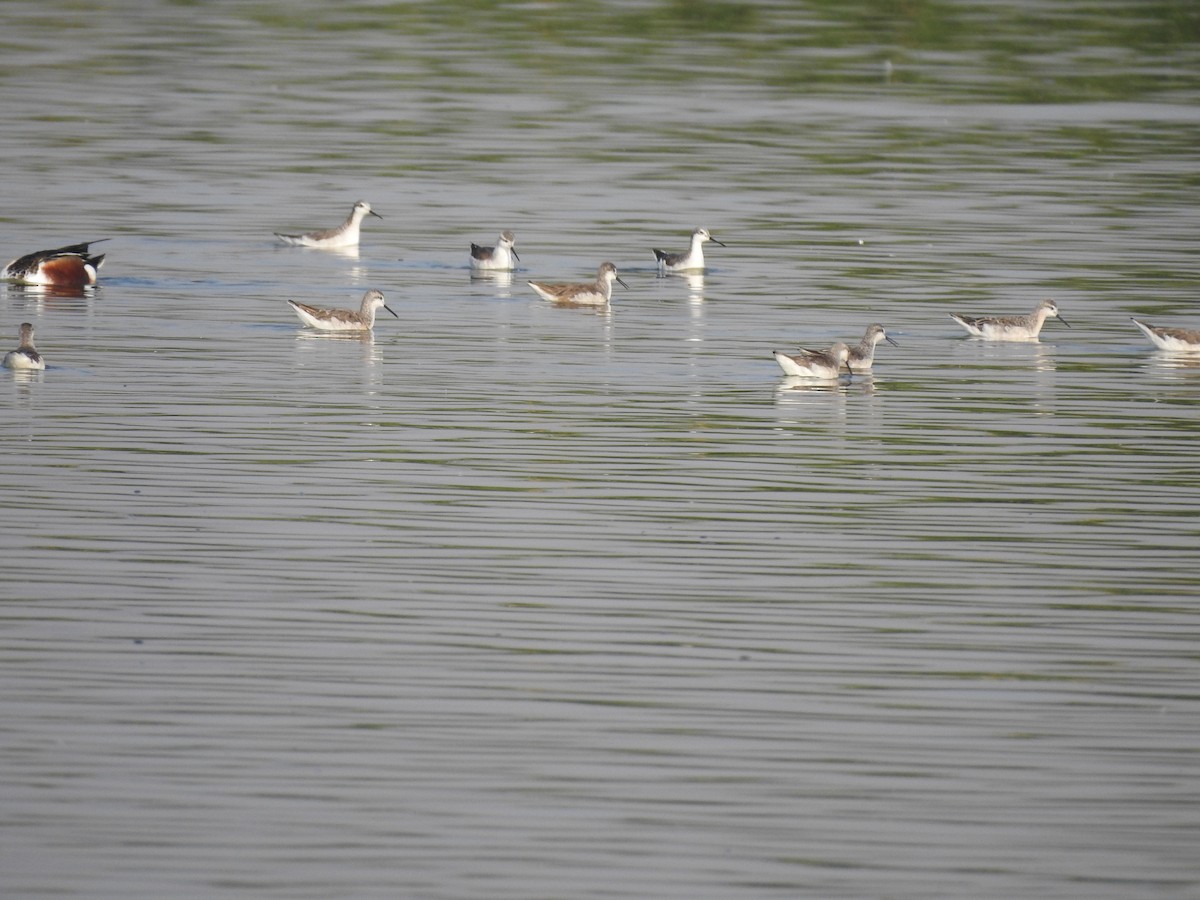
[2,1,1199,897]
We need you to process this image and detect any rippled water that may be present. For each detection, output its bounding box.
[2,2,1199,897]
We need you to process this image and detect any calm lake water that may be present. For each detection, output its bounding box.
[2,1,1199,897]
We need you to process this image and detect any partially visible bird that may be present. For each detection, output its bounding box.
[772,342,853,379]
[2,241,107,287]
[846,324,899,371]
[1131,318,1200,352]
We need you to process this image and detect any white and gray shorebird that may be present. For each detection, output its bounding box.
[653,227,725,272]
[287,289,397,332]
[772,342,853,379]
[275,200,382,249]
[3,240,106,287]
[2,322,45,370]
[846,323,899,371]
[470,230,519,271]
[950,298,1069,341]
[1131,318,1200,352]
[528,262,628,306]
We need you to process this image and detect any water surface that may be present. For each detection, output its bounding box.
[2,2,1199,897]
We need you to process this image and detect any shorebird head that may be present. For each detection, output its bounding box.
[353,200,383,220]
[695,227,725,247]
[866,323,899,347]
[1040,298,1069,328]
[363,289,398,318]
[599,261,629,290]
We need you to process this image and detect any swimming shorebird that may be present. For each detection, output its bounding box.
[950,298,1069,341]
[470,230,519,271]
[772,342,853,379]
[846,323,899,371]
[287,289,397,332]
[275,200,382,249]
[2,322,45,370]
[653,227,725,272]
[2,241,106,287]
[1131,318,1200,352]
[528,262,628,306]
